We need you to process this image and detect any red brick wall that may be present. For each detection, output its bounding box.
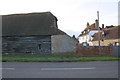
[76,45,112,55]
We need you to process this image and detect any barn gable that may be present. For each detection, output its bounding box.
[2,12,66,36]
[2,12,77,54]
[2,12,66,54]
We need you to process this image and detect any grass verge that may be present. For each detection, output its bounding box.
[2,54,120,62]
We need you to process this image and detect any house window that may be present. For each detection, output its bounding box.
[81,37,82,40]
[38,44,41,49]
[80,37,82,40]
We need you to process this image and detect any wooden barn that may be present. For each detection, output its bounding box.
[2,12,77,54]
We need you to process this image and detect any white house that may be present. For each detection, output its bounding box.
[78,20,100,46]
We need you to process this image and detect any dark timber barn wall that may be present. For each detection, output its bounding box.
[2,36,51,54]
[2,12,66,54]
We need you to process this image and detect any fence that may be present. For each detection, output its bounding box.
[112,46,120,57]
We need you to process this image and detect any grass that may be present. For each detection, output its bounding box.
[2,54,120,62]
[2,53,113,57]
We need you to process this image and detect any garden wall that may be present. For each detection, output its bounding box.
[76,45,112,55]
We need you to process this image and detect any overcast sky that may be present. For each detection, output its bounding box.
[0,0,119,37]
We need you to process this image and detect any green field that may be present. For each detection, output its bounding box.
[2,54,120,62]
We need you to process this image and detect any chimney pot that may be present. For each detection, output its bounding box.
[102,24,104,28]
[86,22,89,28]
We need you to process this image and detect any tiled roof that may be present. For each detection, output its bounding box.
[92,25,120,41]
[78,24,98,37]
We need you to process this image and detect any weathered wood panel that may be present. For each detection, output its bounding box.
[2,36,51,54]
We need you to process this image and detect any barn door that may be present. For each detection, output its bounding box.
[38,43,51,54]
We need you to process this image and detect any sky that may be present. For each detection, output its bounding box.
[0,0,119,37]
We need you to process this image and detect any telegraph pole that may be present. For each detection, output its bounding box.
[97,11,100,46]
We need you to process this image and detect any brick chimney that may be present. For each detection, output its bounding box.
[86,22,89,28]
[102,24,104,29]
[95,19,98,28]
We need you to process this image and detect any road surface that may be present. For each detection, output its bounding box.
[2,61,119,78]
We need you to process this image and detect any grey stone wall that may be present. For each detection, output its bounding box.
[51,35,77,54]
[2,36,51,54]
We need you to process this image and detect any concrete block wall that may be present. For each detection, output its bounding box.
[51,35,77,54]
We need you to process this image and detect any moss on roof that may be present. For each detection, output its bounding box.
[2,12,66,36]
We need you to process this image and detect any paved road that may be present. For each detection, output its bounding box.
[2,61,119,78]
